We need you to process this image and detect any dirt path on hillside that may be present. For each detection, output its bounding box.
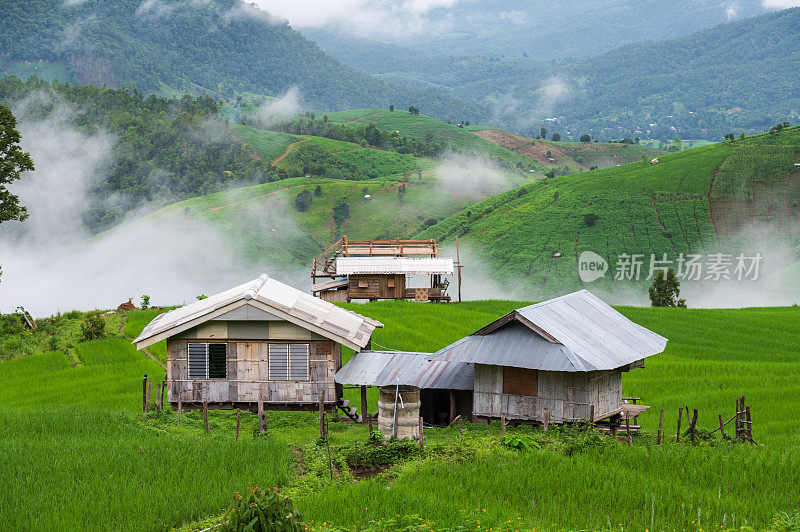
[207,185,309,212]
[347,111,383,123]
[272,138,310,167]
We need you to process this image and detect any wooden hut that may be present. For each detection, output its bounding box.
[335,350,473,426]
[311,237,457,302]
[132,274,383,412]
[431,290,667,426]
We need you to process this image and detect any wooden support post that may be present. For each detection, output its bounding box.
[745,406,752,443]
[360,385,368,425]
[257,391,265,434]
[676,408,682,441]
[625,418,632,447]
[500,413,506,436]
[456,236,462,303]
[319,388,326,440]
[449,390,456,425]
[160,379,165,412]
[154,382,162,412]
[203,402,209,434]
[689,408,698,443]
[543,409,549,433]
[589,404,595,424]
[718,414,726,439]
[145,378,151,413]
[236,409,240,441]
[419,417,424,449]
[177,400,182,422]
[735,397,741,438]
[657,409,664,445]
[142,375,148,413]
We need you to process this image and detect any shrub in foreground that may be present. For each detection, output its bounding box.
[219,487,302,532]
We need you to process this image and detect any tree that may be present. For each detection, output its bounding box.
[540,127,547,139]
[0,105,34,224]
[397,183,407,199]
[314,184,322,196]
[408,106,419,116]
[333,200,350,228]
[649,268,687,308]
[580,134,591,143]
[389,105,395,112]
[583,212,599,227]
[551,133,561,141]
[294,189,312,212]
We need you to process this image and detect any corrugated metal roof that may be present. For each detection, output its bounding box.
[335,350,473,390]
[133,274,383,350]
[433,290,667,372]
[336,257,454,275]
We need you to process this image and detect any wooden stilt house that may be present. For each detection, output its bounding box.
[132,274,383,412]
[430,290,667,426]
[311,237,457,302]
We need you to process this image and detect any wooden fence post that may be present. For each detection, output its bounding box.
[236,409,241,441]
[689,409,698,443]
[676,408,682,442]
[177,400,182,422]
[589,404,595,424]
[318,388,326,440]
[154,382,162,412]
[146,378,151,413]
[543,409,550,433]
[142,375,148,413]
[718,414,725,439]
[501,412,506,436]
[745,406,753,443]
[419,417,425,449]
[360,385,369,425]
[160,379,166,412]
[625,418,632,447]
[657,409,664,445]
[203,402,210,434]
[258,390,265,434]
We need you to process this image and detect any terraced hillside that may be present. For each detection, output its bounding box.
[471,127,663,172]
[418,127,800,303]
[324,109,544,173]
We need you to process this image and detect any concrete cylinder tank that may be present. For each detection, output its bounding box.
[378,385,421,440]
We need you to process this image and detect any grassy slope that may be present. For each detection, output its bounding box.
[418,127,800,300]
[325,109,545,172]
[2,303,800,531]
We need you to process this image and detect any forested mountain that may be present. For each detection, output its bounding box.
[0,76,268,231]
[316,8,800,142]
[300,0,768,61]
[0,0,488,123]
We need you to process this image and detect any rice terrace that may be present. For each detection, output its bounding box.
[2,1,800,532]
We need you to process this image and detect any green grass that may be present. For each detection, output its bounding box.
[418,128,800,300]
[1,59,69,82]
[2,303,800,530]
[231,123,299,163]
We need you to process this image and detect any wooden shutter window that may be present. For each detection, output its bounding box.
[503,367,538,396]
[358,278,369,288]
[387,278,395,288]
[289,344,310,380]
[269,344,289,380]
[188,343,208,379]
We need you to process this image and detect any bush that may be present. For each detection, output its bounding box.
[294,189,313,212]
[583,212,600,226]
[219,487,303,532]
[80,310,106,342]
[344,435,423,469]
[501,433,540,451]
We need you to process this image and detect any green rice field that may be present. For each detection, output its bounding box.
[1,301,799,530]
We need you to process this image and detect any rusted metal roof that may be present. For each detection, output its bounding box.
[433,290,667,371]
[335,350,473,390]
[133,274,383,351]
[335,257,454,275]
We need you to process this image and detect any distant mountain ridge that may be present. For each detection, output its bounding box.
[0,0,489,122]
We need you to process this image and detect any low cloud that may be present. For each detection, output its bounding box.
[499,10,529,25]
[433,152,520,196]
[136,0,211,19]
[248,87,302,128]
[0,94,307,317]
[761,0,800,8]
[250,0,471,39]
[725,2,741,20]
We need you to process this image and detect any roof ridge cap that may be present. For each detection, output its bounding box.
[244,274,270,300]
